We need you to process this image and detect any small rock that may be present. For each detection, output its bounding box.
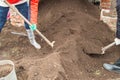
[94,70,101,76]
[34,72,38,76]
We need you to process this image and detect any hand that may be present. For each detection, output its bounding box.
[114,38,120,45]
[29,24,37,31]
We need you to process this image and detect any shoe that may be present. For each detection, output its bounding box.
[103,63,120,73]
[26,29,41,49]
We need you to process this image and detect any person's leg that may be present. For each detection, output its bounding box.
[0,6,9,32]
[103,58,120,73]
[116,0,120,39]
[114,1,120,45]
[15,2,29,29]
[15,2,41,49]
[112,0,120,67]
[103,0,120,73]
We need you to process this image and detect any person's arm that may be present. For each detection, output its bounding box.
[30,0,39,25]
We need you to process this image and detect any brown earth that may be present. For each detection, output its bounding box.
[0,0,120,80]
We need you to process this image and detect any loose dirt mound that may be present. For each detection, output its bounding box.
[0,0,120,80]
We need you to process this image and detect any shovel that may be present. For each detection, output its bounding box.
[86,42,116,55]
[5,0,55,48]
[101,42,116,54]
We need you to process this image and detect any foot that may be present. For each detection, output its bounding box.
[26,29,41,49]
[103,63,120,73]
[31,40,41,49]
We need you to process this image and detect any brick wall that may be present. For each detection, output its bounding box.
[100,0,111,9]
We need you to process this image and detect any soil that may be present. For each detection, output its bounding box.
[0,64,13,77]
[0,0,120,80]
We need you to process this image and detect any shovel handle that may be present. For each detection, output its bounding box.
[101,42,116,54]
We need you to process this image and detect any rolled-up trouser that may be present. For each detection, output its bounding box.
[0,2,30,32]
